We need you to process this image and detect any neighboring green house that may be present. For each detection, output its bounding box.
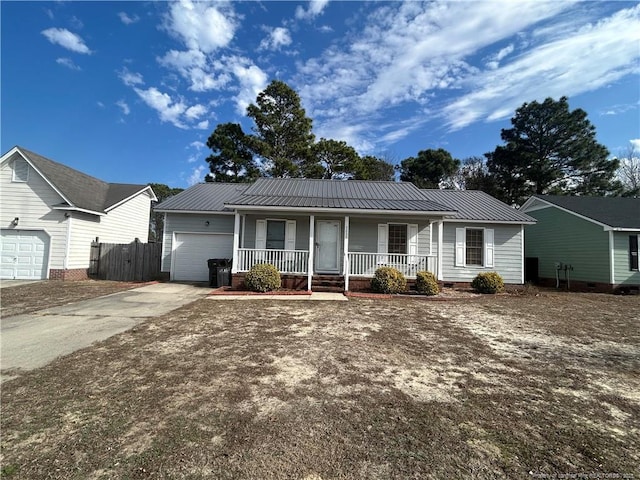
[521,195,640,292]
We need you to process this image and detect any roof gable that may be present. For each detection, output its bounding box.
[525,195,640,229]
[3,146,153,214]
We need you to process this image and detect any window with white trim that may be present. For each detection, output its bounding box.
[388,224,408,254]
[266,220,285,249]
[12,158,29,182]
[455,227,494,268]
[630,235,639,271]
[255,219,296,251]
[465,229,483,266]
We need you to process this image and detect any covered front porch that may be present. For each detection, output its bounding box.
[230,213,443,292]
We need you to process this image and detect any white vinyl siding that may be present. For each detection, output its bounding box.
[1,157,68,270]
[445,224,522,283]
[162,213,234,272]
[67,213,101,269]
[100,192,152,243]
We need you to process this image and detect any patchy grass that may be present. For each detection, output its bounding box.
[0,280,144,318]
[1,293,638,479]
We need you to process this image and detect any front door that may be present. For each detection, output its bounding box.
[315,220,340,273]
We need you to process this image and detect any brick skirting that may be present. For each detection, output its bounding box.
[49,268,89,281]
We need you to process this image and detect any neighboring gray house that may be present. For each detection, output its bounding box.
[521,195,640,291]
[156,178,534,291]
[0,146,157,280]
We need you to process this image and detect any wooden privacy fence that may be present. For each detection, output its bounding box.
[89,240,162,282]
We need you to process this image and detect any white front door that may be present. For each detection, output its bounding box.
[315,220,340,273]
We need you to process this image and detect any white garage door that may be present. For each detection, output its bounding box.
[0,229,50,280]
[173,233,233,281]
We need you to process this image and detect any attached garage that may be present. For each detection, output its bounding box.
[171,233,233,281]
[0,229,50,280]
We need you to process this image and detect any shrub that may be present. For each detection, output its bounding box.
[471,272,504,294]
[416,271,439,296]
[245,263,281,292]
[371,266,407,294]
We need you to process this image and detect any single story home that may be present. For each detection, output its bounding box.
[156,178,535,291]
[521,194,640,292]
[0,146,157,280]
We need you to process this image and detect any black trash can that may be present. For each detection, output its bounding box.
[207,258,232,287]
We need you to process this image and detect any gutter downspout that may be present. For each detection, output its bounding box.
[609,230,615,286]
[437,220,443,281]
[307,215,315,292]
[343,216,350,292]
[231,212,240,274]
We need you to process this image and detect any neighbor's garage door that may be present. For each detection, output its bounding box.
[173,233,233,281]
[0,229,50,280]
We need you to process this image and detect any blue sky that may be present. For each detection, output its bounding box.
[2,1,639,189]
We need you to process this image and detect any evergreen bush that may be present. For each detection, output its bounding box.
[245,263,281,292]
[471,272,504,294]
[371,267,407,294]
[416,271,439,296]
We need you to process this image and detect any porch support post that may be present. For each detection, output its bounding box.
[231,211,240,274]
[307,215,315,291]
[437,219,444,281]
[343,216,350,292]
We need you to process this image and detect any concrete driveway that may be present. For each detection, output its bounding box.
[1,283,210,382]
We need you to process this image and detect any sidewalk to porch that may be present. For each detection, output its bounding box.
[206,291,348,301]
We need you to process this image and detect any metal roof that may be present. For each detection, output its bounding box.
[530,195,640,229]
[154,183,249,212]
[228,178,454,212]
[421,189,536,223]
[9,146,153,214]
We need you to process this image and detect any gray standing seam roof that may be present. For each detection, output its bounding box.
[533,195,640,229]
[154,183,250,212]
[227,178,454,212]
[420,189,536,223]
[15,146,151,213]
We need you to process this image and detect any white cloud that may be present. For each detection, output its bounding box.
[56,57,81,70]
[486,43,514,69]
[296,0,330,20]
[259,27,292,51]
[118,12,139,25]
[631,139,640,150]
[158,49,231,92]
[41,28,91,54]
[97,101,105,108]
[185,104,207,119]
[164,0,237,54]
[197,120,210,130]
[116,100,130,115]
[187,165,207,185]
[118,69,144,87]
[189,141,206,150]
[230,59,268,115]
[442,4,640,130]
[134,87,188,129]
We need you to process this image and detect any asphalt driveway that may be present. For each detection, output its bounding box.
[0,282,210,382]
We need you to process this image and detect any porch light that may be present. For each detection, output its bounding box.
[11,217,19,226]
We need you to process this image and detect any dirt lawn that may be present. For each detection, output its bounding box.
[0,280,143,318]
[1,290,638,479]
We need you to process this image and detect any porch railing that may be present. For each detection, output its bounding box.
[236,248,309,274]
[347,253,437,278]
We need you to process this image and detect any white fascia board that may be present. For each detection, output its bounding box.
[224,204,457,216]
[105,186,158,212]
[607,227,640,232]
[52,205,105,216]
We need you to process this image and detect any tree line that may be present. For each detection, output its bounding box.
[149,81,634,237]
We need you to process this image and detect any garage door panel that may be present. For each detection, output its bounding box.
[0,230,49,280]
[173,233,233,282]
